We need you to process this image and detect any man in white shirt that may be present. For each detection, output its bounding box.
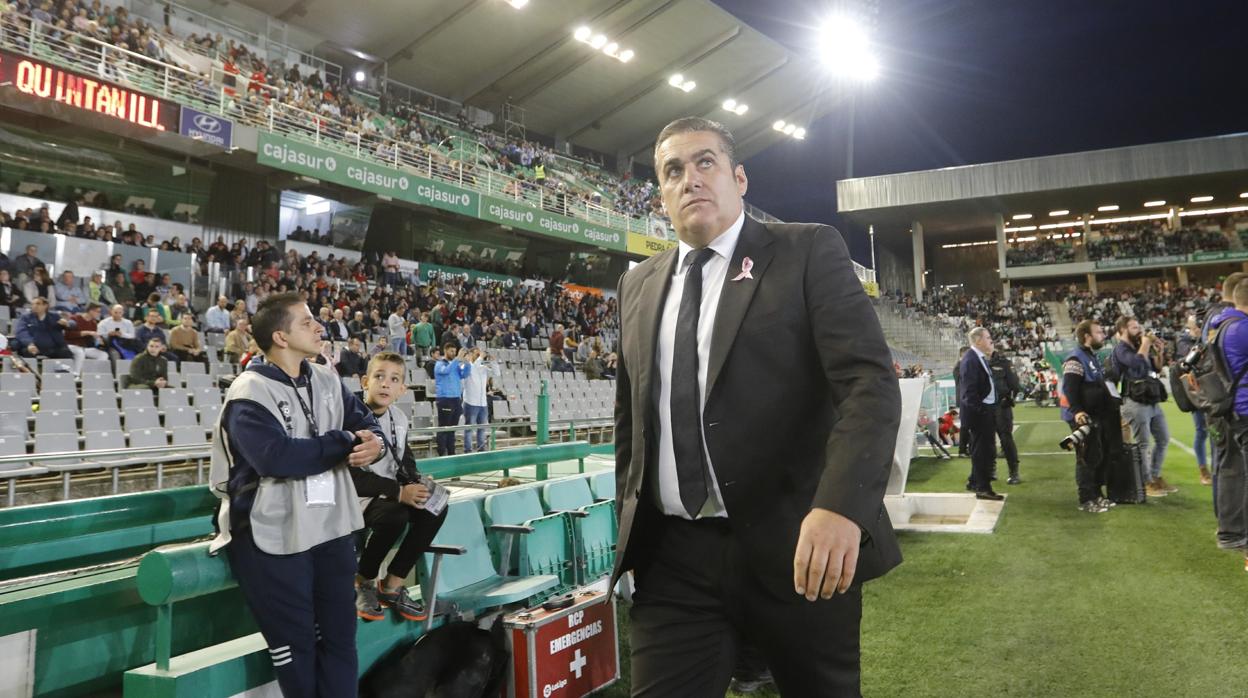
[460,348,498,453]
[97,303,139,357]
[205,296,232,333]
[387,304,408,356]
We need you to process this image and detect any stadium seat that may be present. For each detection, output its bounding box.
[418,499,559,624]
[81,373,115,392]
[82,390,118,410]
[83,409,122,433]
[38,390,77,412]
[34,411,76,436]
[0,434,42,507]
[199,403,221,432]
[40,372,76,392]
[159,388,190,408]
[541,477,617,583]
[121,389,155,409]
[80,358,111,375]
[0,413,27,441]
[124,407,162,431]
[191,387,222,407]
[42,359,74,374]
[483,487,577,595]
[184,373,214,390]
[163,406,198,429]
[0,390,34,415]
[84,430,140,494]
[35,432,90,499]
[589,471,615,502]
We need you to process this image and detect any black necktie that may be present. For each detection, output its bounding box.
[672,247,716,517]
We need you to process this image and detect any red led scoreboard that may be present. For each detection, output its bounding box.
[0,49,179,132]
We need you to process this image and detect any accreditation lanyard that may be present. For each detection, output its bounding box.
[290,374,334,507]
[379,407,402,465]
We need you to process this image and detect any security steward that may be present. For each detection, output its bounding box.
[989,349,1023,484]
[209,292,385,698]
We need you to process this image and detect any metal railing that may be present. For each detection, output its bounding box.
[0,14,662,239]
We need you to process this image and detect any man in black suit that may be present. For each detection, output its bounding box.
[612,117,902,696]
[958,327,1005,500]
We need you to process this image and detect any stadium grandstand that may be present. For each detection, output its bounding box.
[0,1,889,697]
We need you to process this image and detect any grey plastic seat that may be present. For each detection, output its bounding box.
[38,390,77,412]
[123,407,161,431]
[159,388,190,408]
[34,410,76,436]
[81,390,118,410]
[40,372,76,392]
[121,389,155,409]
[163,406,198,429]
[35,432,90,500]
[82,409,122,432]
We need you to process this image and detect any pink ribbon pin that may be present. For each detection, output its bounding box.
[731,257,754,281]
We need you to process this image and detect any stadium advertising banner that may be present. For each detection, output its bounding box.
[420,261,521,288]
[479,195,627,252]
[1096,251,1248,270]
[0,49,178,132]
[257,133,478,217]
[627,232,677,256]
[179,106,232,148]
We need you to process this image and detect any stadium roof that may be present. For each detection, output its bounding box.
[233,0,843,164]
[836,132,1248,236]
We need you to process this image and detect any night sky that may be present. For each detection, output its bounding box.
[710,0,1248,263]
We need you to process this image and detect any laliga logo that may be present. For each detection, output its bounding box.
[542,679,568,697]
[192,113,222,134]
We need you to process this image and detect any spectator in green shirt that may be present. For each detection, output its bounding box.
[411,312,436,357]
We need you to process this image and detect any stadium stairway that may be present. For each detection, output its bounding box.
[1045,300,1073,338]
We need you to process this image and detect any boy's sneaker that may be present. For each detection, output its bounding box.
[1094,497,1117,509]
[356,582,385,621]
[1078,501,1108,514]
[377,582,427,622]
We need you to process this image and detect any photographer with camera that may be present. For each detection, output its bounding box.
[1205,280,1248,567]
[1061,320,1124,513]
[1177,314,1213,485]
[1110,317,1174,498]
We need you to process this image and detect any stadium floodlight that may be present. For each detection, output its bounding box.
[618,49,634,62]
[793,128,807,139]
[783,123,797,135]
[1144,200,1166,207]
[574,26,592,42]
[818,15,880,81]
[669,74,684,87]
[353,69,366,83]
[590,34,608,49]
[681,80,696,92]
[603,42,618,57]
[1097,205,1119,212]
[1049,210,1069,216]
[1012,214,1033,220]
[505,0,528,7]
[1191,195,1214,203]
[723,98,737,111]
[773,120,787,131]
[734,103,748,115]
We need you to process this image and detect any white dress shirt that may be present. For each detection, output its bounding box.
[654,210,745,519]
[971,347,996,405]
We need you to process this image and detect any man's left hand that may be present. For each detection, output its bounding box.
[793,507,861,601]
[348,430,383,467]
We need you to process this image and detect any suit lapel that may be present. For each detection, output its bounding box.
[705,216,775,401]
[632,249,677,426]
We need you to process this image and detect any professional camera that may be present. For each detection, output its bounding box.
[1060,424,1093,451]
[1179,345,1203,372]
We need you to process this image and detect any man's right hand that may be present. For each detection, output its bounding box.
[1075,411,1090,426]
[25,344,37,355]
[155,378,167,389]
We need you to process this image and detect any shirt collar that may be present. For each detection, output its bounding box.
[676,210,745,272]
[971,347,991,363]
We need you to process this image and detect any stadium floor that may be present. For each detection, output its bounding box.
[603,402,1243,697]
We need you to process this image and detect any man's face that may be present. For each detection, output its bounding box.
[181,315,193,328]
[86,306,100,320]
[146,339,163,356]
[445,346,458,360]
[276,303,323,358]
[218,297,228,309]
[61,272,73,285]
[349,338,360,353]
[146,311,160,326]
[24,246,36,257]
[111,305,123,320]
[1124,319,1142,342]
[31,299,47,316]
[1088,324,1106,350]
[974,332,994,356]
[655,130,747,242]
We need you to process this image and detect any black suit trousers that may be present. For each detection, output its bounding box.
[629,515,862,697]
[964,407,997,491]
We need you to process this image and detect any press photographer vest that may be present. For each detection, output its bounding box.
[208,362,363,555]
[1061,347,1107,422]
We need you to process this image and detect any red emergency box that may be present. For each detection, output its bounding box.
[504,590,620,698]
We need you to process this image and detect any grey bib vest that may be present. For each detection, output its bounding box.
[208,362,363,555]
[357,406,409,510]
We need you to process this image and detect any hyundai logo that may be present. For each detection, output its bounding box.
[192,114,223,134]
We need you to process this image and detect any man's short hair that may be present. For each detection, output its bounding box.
[442,342,458,353]
[367,351,405,375]
[654,116,738,173]
[1233,279,1248,308]
[1114,316,1135,335]
[252,292,304,353]
[1224,272,1248,302]
[1075,319,1100,346]
[85,302,101,313]
[967,327,989,344]
[31,296,47,306]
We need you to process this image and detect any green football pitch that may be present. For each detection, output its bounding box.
[603,402,1245,697]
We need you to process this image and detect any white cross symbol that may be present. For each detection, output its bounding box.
[569,649,587,679]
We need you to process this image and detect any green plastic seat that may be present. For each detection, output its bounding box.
[589,471,615,502]
[418,500,558,622]
[484,488,576,597]
[540,477,617,583]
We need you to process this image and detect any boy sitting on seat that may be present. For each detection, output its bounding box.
[352,351,448,621]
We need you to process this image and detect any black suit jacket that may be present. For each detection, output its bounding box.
[612,216,903,598]
[957,350,994,414]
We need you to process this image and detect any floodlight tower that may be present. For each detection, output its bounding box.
[819,0,881,179]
